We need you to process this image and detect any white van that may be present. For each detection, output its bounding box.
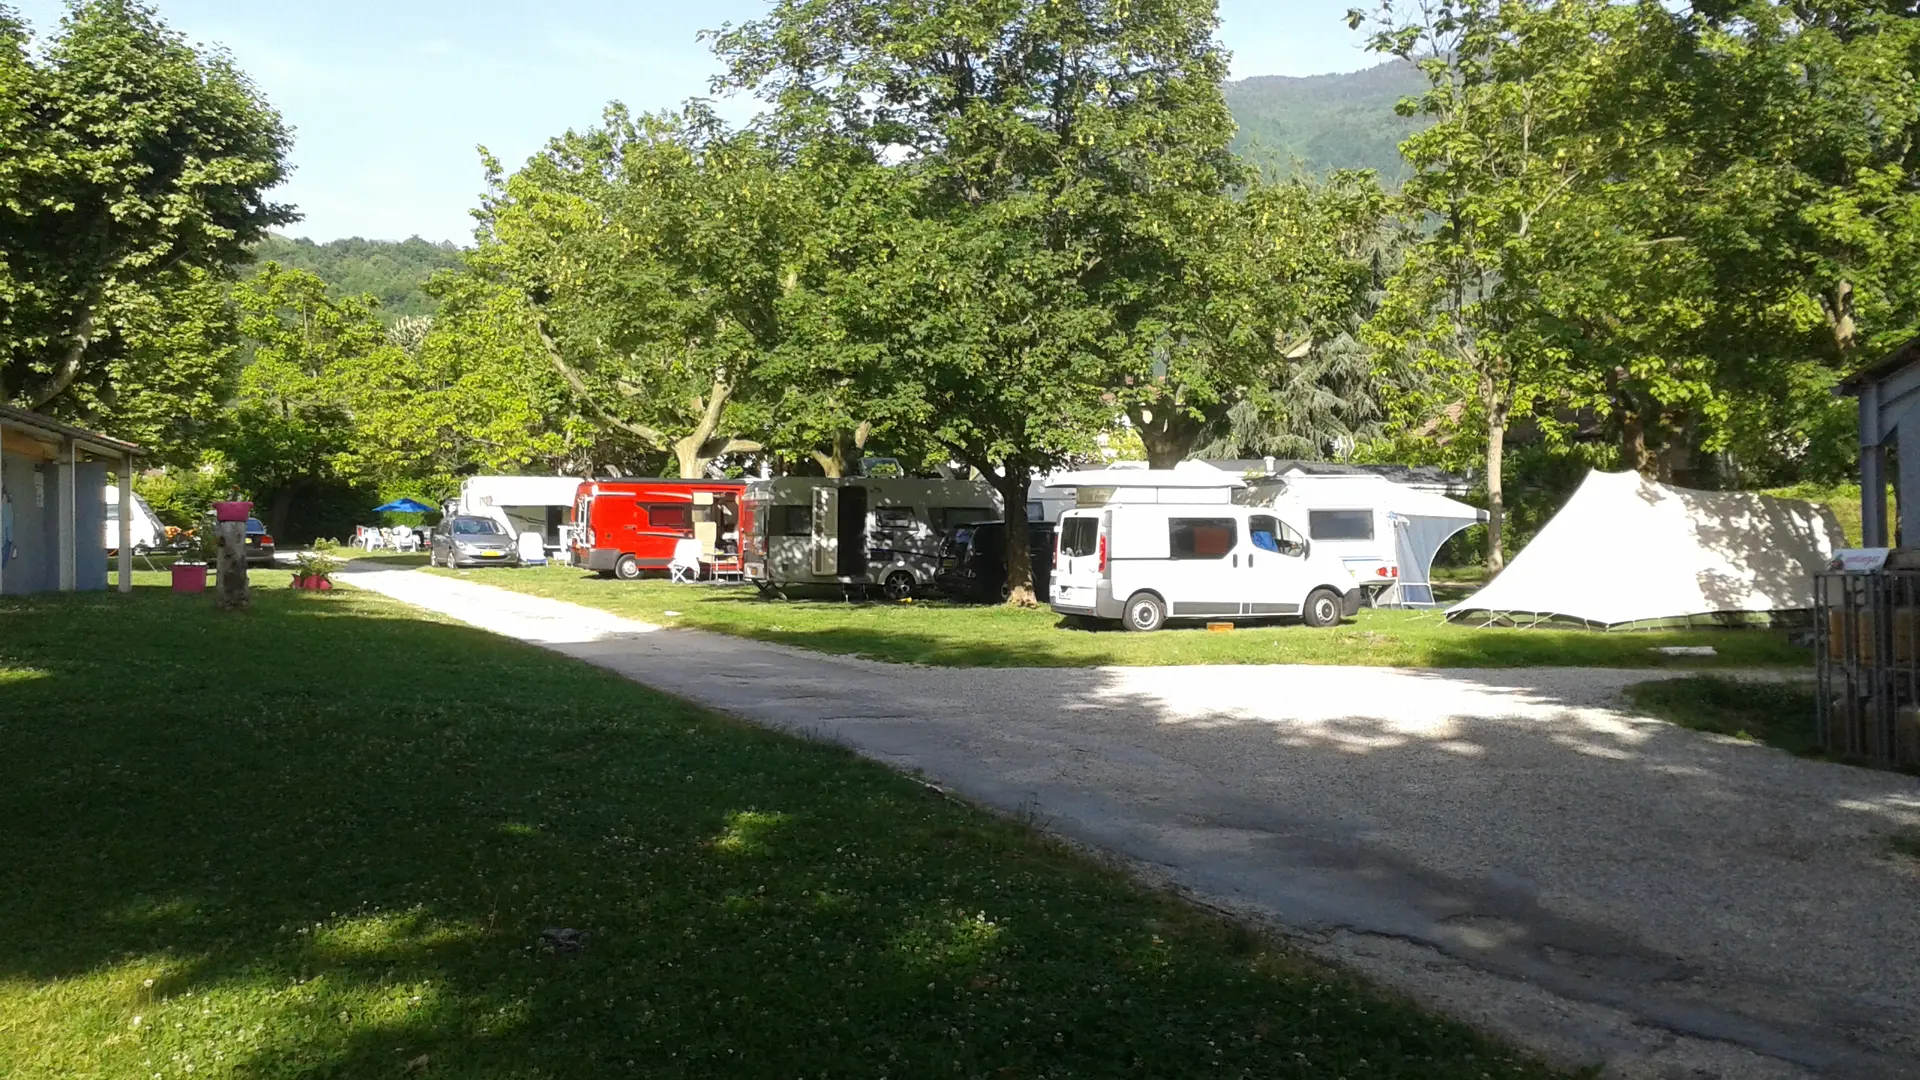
[1049,503,1363,631]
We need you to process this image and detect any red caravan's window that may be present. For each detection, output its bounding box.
[646,504,692,530]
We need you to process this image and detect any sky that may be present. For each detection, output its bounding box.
[12,1,1380,245]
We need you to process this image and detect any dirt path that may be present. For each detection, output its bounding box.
[344,563,1920,1079]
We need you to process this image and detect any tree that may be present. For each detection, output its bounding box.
[0,0,292,424]
[216,265,378,540]
[714,0,1249,602]
[1356,0,1619,572]
[471,106,811,478]
[1128,171,1388,467]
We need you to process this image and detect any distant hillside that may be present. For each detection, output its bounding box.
[1223,61,1429,182]
[246,235,467,321]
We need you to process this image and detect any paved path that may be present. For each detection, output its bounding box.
[345,564,1920,1080]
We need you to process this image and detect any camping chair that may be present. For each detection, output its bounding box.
[669,538,703,583]
[392,526,418,552]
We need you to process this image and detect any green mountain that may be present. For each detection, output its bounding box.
[246,234,467,322]
[1223,61,1428,182]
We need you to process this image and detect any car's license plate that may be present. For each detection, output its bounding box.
[941,557,955,568]
[480,550,503,557]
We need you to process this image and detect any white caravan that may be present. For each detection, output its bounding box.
[103,486,164,553]
[454,475,583,556]
[1049,502,1364,631]
[1245,474,1484,607]
[745,477,1002,599]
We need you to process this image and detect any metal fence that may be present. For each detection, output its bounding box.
[1814,568,1920,767]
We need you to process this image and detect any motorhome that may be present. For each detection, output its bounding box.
[1247,473,1484,607]
[572,478,749,580]
[742,477,1002,599]
[1047,464,1485,608]
[103,485,164,554]
[1049,501,1364,631]
[455,475,584,556]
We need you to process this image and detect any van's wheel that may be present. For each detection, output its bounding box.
[1303,587,1343,628]
[614,554,642,581]
[883,570,915,602]
[1122,591,1167,632]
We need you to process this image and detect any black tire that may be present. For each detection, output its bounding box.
[1122,591,1167,632]
[1303,587,1343,628]
[882,570,915,602]
[614,554,642,581]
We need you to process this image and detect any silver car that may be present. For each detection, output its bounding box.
[429,515,521,568]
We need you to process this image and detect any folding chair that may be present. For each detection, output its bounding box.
[669,538,703,583]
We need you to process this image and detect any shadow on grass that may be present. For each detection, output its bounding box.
[0,585,1556,1079]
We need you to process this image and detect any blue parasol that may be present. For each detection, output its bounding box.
[373,498,436,514]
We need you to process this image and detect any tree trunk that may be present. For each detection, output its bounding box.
[26,305,96,410]
[809,424,871,478]
[269,484,299,547]
[1128,403,1209,470]
[1621,411,1653,477]
[215,519,251,610]
[1485,402,1509,576]
[991,464,1036,606]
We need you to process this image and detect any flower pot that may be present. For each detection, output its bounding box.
[170,563,208,593]
[317,578,334,591]
[213,500,253,523]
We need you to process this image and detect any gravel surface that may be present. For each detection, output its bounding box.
[348,565,1920,1079]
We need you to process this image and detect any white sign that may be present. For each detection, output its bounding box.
[1833,548,1891,572]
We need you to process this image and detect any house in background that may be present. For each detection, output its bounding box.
[0,404,141,596]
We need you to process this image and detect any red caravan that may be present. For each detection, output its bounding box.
[571,478,747,580]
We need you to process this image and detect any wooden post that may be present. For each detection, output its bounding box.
[1861,383,1890,548]
[216,518,250,609]
[57,437,76,591]
[0,415,7,598]
[117,457,133,593]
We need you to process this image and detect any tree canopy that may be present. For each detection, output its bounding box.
[0,0,292,433]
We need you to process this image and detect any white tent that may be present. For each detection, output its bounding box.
[1447,470,1846,627]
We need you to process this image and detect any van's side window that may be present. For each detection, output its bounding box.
[1169,518,1237,560]
[1249,515,1308,557]
[773,506,812,536]
[647,505,692,529]
[1060,517,1098,557]
[1308,509,1373,542]
[874,507,917,530]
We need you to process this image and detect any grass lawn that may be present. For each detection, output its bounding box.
[1625,675,1920,778]
[0,582,1564,1079]
[1624,677,1824,757]
[428,566,1812,670]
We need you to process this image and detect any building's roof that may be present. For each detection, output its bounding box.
[0,403,141,456]
[1837,335,1920,393]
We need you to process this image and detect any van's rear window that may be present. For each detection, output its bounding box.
[1059,517,1098,557]
[1308,509,1374,542]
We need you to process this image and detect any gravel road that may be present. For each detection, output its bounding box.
[347,564,1920,1080]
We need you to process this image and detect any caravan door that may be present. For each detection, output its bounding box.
[812,486,838,577]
